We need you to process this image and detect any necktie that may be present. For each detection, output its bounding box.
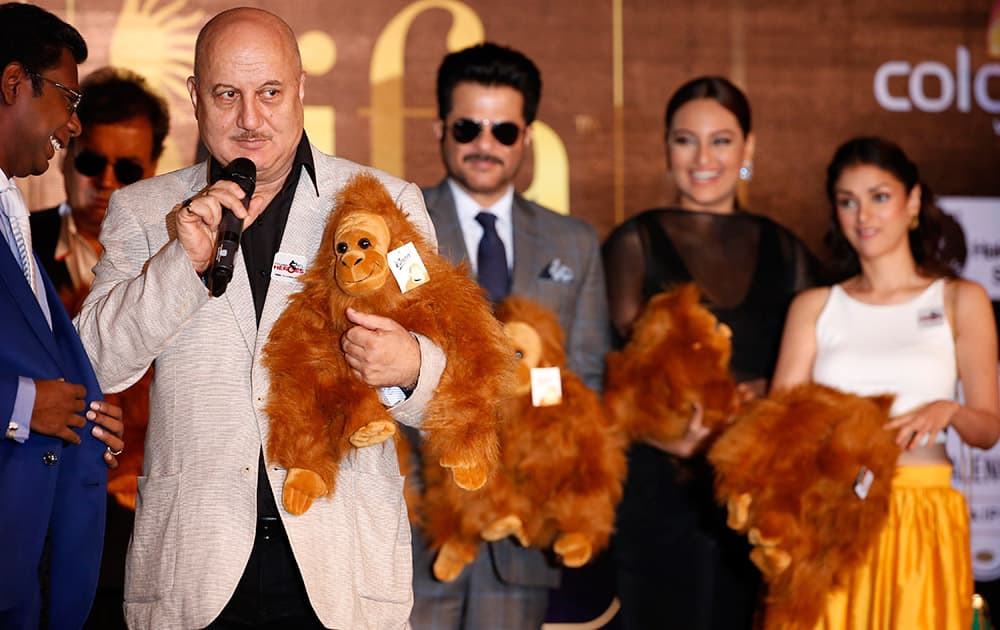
[475,211,509,303]
[1,183,38,297]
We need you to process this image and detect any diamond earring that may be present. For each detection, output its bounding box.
[739,162,753,182]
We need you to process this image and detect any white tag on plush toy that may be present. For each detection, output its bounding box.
[271,252,308,282]
[530,367,563,407]
[854,466,875,500]
[387,242,429,293]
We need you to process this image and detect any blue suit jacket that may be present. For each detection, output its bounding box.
[0,243,106,630]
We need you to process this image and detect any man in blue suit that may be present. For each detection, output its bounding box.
[0,4,126,629]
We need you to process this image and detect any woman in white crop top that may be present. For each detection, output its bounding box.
[771,136,1000,630]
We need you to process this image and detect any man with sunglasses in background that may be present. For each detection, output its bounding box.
[408,42,611,630]
[31,66,168,312]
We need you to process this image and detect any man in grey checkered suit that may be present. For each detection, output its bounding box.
[408,42,612,630]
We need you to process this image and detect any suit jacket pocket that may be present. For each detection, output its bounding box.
[125,473,180,603]
[352,469,411,605]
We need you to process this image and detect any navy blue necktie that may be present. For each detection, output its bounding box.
[475,211,509,303]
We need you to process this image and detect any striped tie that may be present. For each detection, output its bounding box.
[1,184,37,296]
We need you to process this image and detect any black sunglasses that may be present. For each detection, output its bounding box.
[74,149,145,186]
[451,118,522,146]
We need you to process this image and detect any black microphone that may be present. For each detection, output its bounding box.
[208,157,256,297]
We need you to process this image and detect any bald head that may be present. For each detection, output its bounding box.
[194,8,301,80]
[187,7,306,195]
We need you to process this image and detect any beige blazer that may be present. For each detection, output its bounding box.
[76,147,444,629]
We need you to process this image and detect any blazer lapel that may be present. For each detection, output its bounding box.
[425,181,472,271]
[256,163,327,353]
[224,251,257,357]
[0,246,61,363]
[175,164,257,358]
[510,195,544,295]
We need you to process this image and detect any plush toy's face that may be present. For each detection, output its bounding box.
[504,321,542,397]
[333,211,391,296]
[663,305,733,415]
[679,306,732,371]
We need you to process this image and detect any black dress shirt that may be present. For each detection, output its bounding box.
[208,132,318,324]
[208,132,318,518]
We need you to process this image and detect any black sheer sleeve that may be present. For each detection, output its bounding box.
[776,226,825,293]
[601,219,648,344]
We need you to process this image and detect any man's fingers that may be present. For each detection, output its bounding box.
[58,426,82,445]
[345,308,393,331]
[92,400,123,422]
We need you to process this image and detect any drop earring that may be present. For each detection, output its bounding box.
[739,161,753,182]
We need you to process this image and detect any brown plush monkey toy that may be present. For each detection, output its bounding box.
[708,383,899,629]
[417,296,627,582]
[262,173,516,515]
[604,283,740,443]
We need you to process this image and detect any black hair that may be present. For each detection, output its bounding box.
[824,136,966,280]
[436,42,542,124]
[665,76,751,138]
[75,67,170,160]
[0,3,87,97]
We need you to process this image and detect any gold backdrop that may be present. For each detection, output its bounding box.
[29,0,1000,253]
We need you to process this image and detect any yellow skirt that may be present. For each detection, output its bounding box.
[813,464,972,630]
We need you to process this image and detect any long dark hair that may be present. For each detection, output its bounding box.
[824,136,965,281]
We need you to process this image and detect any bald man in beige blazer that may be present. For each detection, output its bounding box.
[76,8,443,629]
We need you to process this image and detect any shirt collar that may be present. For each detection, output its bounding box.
[446,178,514,225]
[208,131,318,196]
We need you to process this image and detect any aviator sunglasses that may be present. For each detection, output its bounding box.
[73,149,145,186]
[451,118,522,146]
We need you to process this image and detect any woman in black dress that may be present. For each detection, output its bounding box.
[604,76,817,629]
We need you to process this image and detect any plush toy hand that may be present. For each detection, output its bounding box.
[554,532,592,568]
[481,515,527,545]
[341,308,421,388]
[726,493,752,531]
[282,468,328,515]
[438,457,489,491]
[349,420,397,447]
[748,527,792,578]
[433,540,478,582]
[885,400,960,449]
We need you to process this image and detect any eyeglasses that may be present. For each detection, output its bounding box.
[25,69,83,116]
[451,118,522,146]
[74,149,145,186]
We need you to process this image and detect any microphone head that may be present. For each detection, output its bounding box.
[223,157,256,198]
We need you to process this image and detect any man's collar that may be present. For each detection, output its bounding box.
[446,178,515,218]
[208,132,318,196]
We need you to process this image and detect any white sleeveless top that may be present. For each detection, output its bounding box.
[813,278,957,418]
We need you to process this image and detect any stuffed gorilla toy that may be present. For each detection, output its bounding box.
[604,283,740,442]
[708,383,899,629]
[415,296,627,582]
[262,173,516,515]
